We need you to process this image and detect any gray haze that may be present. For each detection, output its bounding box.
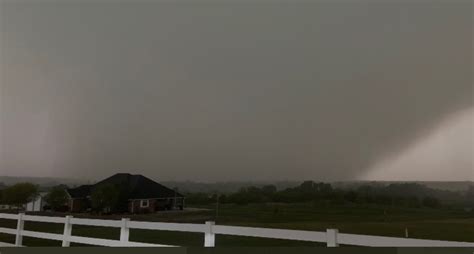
[0,0,472,181]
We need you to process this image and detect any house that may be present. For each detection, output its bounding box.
[67,184,92,212]
[0,186,48,212]
[66,173,184,214]
[0,193,49,212]
[25,192,48,212]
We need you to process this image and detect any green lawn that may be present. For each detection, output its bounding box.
[0,203,473,246]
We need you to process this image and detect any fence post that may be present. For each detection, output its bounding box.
[204,221,215,247]
[120,218,130,245]
[15,213,25,246]
[326,229,339,247]
[62,215,73,247]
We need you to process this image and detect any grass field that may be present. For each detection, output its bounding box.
[1,203,473,247]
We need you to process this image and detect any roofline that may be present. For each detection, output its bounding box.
[65,190,72,199]
[66,184,92,198]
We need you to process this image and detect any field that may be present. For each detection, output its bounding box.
[1,203,473,247]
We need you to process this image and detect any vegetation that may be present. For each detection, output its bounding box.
[90,184,120,213]
[0,180,472,246]
[44,185,69,212]
[0,203,473,247]
[1,183,39,210]
[185,181,473,209]
[466,185,474,206]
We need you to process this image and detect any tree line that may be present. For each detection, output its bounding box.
[185,181,474,209]
[1,181,473,212]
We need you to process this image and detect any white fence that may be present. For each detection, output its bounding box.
[0,213,473,247]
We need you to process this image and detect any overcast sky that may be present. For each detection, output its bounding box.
[0,0,472,182]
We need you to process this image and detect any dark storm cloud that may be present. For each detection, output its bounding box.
[0,1,472,181]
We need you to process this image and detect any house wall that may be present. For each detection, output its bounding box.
[69,199,86,212]
[128,199,157,214]
[128,198,185,214]
[26,195,45,212]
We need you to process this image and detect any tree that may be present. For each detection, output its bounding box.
[90,184,119,213]
[344,191,358,203]
[299,181,316,193]
[44,186,69,211]
[262,185,277,195]
[466,186,474,206]
[2,183,39,211]
[422,196,440,208]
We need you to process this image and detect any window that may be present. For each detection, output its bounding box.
[140,200,149,208]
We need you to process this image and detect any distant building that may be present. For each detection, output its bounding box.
[0,186,48,212]
[25,192,48,212]
[0,192,49,212]
[66,173,184,214]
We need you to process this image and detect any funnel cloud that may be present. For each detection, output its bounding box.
[0,1,472,181]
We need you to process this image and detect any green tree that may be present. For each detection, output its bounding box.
[44,186,69,211]
[3,183,39,211]
[90,184,119,213]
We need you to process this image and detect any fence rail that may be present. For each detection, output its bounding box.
[0,213,473,247]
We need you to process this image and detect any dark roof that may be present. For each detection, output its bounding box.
[128,174,183,199]
[67,173,183,200]
[67,185,92,199]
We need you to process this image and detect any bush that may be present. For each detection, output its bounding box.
[44,186,69,211]
[91,184,120,213]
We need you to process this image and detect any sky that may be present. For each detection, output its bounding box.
[0,0,472,182]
